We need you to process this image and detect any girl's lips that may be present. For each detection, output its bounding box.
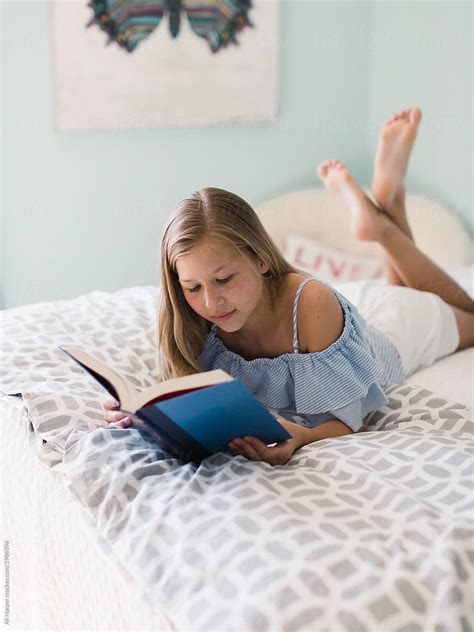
[214,310,235,321]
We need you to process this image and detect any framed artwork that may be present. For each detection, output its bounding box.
[52,0,280,130]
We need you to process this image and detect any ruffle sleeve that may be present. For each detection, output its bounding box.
[290,291,389,430]
[325,383,387,431]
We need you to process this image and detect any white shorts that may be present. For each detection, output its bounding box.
[334,279,460,377]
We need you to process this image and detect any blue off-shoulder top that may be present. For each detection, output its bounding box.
[198,278,405,432]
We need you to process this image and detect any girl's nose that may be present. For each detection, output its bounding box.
[204,287,224,310]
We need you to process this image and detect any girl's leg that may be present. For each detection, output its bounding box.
[369,107,422,285]
[371,107,422,214]
[375,186,414,241]
[375,187,410,286]
[317,160,474,350]
[376,213,474,314]
[317,159,410,288]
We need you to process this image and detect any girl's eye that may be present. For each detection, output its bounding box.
[217,275,233,284]
[186,275,233,293]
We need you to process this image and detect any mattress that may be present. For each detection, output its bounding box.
[2,394,176,631]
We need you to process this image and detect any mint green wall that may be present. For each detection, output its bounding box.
[1,1,472,309]
[369,1,473,236]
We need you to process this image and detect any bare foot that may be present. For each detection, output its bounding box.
[371,107,422,210]
[317,159,389,242]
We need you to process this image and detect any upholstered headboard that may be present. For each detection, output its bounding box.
[255,188,473,270]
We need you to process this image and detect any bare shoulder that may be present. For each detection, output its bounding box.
[296,280,345,353]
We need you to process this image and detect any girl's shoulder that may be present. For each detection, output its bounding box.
[280,272,339,311]
[285,274,345,353]
[278,272,313,307]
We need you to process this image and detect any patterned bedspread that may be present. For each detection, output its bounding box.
[2,286,473,631]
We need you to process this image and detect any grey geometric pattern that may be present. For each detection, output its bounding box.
[2,285,473,631]
[1,286,160,468]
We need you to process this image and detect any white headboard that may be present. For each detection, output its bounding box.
[255,188,473,270]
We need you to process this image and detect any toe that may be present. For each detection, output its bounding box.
[409,107,422,123]
[340,166,353,183]
[317,163,327,179]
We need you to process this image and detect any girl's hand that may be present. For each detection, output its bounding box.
[102,399,132,428]
[228,419,308,466]
[101,387,143,428]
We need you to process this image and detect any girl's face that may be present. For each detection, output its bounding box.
[175,240,269,332]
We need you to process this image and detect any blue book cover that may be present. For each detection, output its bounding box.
[59,345,293,463]
[135,380,292,461]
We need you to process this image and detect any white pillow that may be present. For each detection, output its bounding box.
[447,265,474,299]
[284,233,384,283]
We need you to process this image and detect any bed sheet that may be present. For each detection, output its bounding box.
[3,360,473,630]
[4,389,473,632]
[2,284,473,631]
[406,347,473,409]
[61,386,473,632]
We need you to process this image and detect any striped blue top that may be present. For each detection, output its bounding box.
[198,278,405,432]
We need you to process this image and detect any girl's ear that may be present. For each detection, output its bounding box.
[259,260,269,275]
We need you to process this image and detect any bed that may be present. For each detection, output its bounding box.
[2,188,473,632]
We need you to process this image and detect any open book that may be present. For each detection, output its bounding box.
[60,346,292,462]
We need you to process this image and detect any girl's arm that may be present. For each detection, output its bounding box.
[297,418,355,444]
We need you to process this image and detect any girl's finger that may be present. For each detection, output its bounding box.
[244,436,293,465]
[232,438,262,461]
[103,400,119,410]
[113,417,131,428]
[106,417,131,428]
[104,410,128,423]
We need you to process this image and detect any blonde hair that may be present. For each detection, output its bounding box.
[156,187,298,380]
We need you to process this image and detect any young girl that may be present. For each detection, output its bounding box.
[104,107,474,465]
